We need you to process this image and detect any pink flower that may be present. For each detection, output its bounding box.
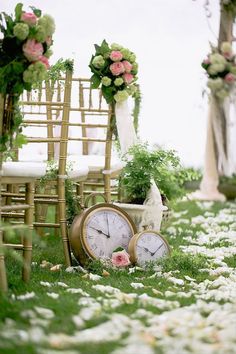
[111,250,131,267]
[110,62,125,76]
[122,60,133,73]
[21,12,37,26]
[203,58,211,65]
[223,52,233,60]
[224,73,235,83]
[39,55,50,69]
[110,50,123,62]
[122,72,134,84]
[23,39,44,61]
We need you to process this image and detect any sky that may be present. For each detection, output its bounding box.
[2,0,222,167]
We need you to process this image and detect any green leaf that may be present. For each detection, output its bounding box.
[12,62,24,74]
[15,3,23,21]
[102,86,114,104]
[29,6,42,18]
[100,39,110,55]
[90,74,101,89]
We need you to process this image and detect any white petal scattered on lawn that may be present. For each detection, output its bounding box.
[130,282,144,289]
[46,292,59,299]
[66,288,90,296]
[72,315,85,328]
[82,273,102,281]
[34,307,55,319]
[92,284,121,294]
[40,281,53,287]
[16,292,36,300]
[56,282,69,288]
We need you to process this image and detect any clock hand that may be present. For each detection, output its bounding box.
[89,226,110,238]
[137,245,152,255]
[106,214,110,237]
[150,243,164,256]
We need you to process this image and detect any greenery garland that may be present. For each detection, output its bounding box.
[222,0,236,16]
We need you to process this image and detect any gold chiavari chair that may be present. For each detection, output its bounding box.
[4,69,88,267]
[65,78,124,206]
[0,95,47,291]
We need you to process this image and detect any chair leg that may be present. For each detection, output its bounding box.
[0,231,8,292]
[22,182,34,282]
[58,177,71,267]
[104,174,111,203]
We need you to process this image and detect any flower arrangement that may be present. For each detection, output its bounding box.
[202,42,236,99]
[0,3,55,151]
[89,39,139,104]
[111,247,131,268]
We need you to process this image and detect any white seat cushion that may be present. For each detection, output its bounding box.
[68,155,125,174]
[1,161,47,178]
[66,161,89,180]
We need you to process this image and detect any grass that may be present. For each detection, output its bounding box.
[0,199,236,353]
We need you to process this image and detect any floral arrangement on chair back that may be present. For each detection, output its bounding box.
[0,3,55,152]
[89,39,139,104]
[202,42,236,100]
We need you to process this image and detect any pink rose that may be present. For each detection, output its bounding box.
[224,73,235,83]
[122,60,133,73]
[39,55,50,69]
[23,39,44,61]
[223,52,233,60]
[203,58,211,65]
[21,12,37,26]
[122,73,134,84]
[110,62,125,76]
[111,250,131,267]
[110,50,123,62]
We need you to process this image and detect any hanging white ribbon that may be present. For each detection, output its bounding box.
[115,99,165,231]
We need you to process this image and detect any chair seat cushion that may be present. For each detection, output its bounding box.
[1,161,47,178]
[68,154,125,174]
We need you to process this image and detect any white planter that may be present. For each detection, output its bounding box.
[114,202,166,232]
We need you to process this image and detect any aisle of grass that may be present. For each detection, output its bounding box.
[0,200,236,354]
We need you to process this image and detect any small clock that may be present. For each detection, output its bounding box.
[69,203,137,265]
[128,230,170,266]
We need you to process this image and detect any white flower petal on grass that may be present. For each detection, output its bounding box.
[66,288,90,296]
[34,306,55,319]
[79,304,102,321]
[92,284,121,294]
[16,292,36,300]
[56,282,68,288]
[40,281,52,287]
[166,276,185,286]
[30,318,50,328]
[72,315,85,328]
[47,292,59,299]
[130,282,144,289]
[85,273,102,281]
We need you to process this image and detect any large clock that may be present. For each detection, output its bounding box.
[69,203,137,265]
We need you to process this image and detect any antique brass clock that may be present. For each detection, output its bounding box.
[128,230,170,266]
[69,203,137,265]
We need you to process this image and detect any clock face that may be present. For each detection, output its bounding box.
[82,205,136,259]
[134,231,170,265]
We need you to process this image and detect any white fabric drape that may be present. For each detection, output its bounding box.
[189,91,236,202]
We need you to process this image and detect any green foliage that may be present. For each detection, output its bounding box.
[39,160,81,225]
[159,250,208,277]
[47,58,74,83]
[0,3,55,152]
[222,0,236,16]
[119,143,199,203]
